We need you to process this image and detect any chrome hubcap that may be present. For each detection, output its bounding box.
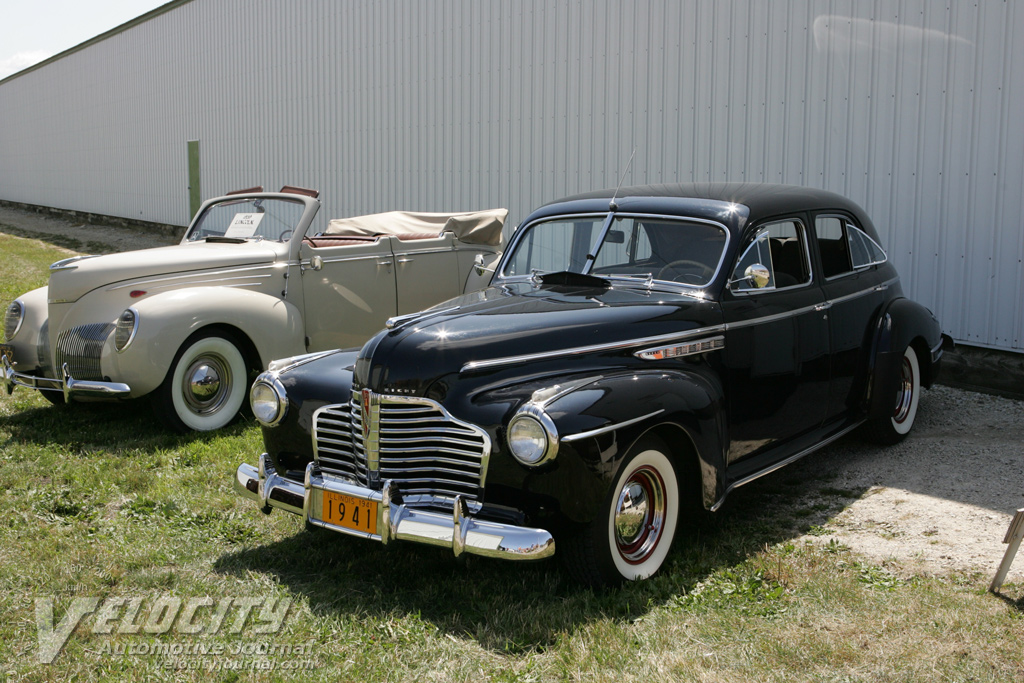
[893,355,915,424]
[181,355,230,415]
[614,465,666,564]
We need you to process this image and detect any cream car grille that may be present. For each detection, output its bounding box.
[55,323,114,381]
[313,391,490,507]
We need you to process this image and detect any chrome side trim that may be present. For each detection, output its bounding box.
[234,455,554,561]
[709,421,864,512]
[460,326,727,373]
[106,264,277,292]
[50,254,102,271]
[634,336,724,361]
[561,409,666,443]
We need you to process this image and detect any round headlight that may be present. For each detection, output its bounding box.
[3,300,24,342]
[250,376,287,427]
[507,408,558,466]
[114,308,138,352]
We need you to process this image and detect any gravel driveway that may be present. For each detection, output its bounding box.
[2,203,1022,585]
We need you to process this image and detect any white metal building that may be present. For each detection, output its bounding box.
[0,0,1021,352]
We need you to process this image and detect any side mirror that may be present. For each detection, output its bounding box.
[743,264,771,288]
[474,253,496,276]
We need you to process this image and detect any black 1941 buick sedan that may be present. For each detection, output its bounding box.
[235,183,945,586]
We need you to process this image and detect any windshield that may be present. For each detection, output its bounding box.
[501,214,728,287]
[185,198,305,242]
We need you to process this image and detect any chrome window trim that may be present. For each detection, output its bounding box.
[816,213,889,282]
[728,217,814,295]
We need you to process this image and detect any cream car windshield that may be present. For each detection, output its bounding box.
[502,215,727,287]
[185,198,305,242]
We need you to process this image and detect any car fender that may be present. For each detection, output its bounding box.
[4,286,49,371]
[519,368,726,523]
[104,287,306,397]
[866,297,943,418]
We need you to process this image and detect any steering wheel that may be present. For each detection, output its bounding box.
[278,229,293,243]
[657,259,714,284]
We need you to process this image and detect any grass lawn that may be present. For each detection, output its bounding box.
[2,231,1023,682]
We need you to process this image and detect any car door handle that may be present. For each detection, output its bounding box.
[396,257,414,264]
[814,302,833,312]
[376,259,393,267]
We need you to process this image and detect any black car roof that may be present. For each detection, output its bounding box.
[528,183,877,237]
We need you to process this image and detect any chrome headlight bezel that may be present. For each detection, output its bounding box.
[3,300,24,342]
[114,308,139,352]
[507,405,558,466]
[250,374,288,427]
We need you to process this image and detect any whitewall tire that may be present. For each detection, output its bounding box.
[155,332,249,432]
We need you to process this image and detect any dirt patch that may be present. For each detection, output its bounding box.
[791,385,1024,583]
[0,204,177,253]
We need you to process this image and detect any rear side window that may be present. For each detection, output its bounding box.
[816,215,887,278]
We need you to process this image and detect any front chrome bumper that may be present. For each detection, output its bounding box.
[234,454,555,561]
[1,355,131,399]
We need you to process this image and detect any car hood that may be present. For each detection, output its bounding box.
[46,241,281,303]
[355,281,723,395]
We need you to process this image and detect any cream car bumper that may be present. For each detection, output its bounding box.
[1,355,130,398]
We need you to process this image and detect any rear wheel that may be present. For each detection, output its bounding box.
[865,345,920,444]
[562,435,680,586]
[153,331,249,432]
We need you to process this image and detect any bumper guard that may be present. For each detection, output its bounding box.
[1,355,130,399]
[234,454,555,561]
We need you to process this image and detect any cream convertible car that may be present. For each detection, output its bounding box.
[1,187,506,431]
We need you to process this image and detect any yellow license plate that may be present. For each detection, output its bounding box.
[320,490,377,535]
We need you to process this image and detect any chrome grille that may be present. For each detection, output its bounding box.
[313,391,490,507]
[54,323,114,381]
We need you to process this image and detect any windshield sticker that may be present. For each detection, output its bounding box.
[224,213,264,238]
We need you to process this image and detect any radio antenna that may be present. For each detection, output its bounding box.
[609,149,636,211]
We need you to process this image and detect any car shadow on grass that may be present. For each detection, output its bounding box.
[0,396,252,452]
[212,454,870,653]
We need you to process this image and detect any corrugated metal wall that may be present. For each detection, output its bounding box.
[1,0,1022,351]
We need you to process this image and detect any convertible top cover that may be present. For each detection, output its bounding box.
[325,208,508,246]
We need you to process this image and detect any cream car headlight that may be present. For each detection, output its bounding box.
[507,406,558,466]
[114,308,139,352]
[250,374,288,427]
[3,300,24,341]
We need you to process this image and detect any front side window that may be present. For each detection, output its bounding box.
[501,214,727,287]
[730,220,810,292]
[186,198,306,242]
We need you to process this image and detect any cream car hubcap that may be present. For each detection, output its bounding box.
[614,465,666,563]
[182,355,230,414]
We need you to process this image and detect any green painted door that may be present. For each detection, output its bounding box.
[187,140,201,218]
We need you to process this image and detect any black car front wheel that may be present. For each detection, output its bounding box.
[562,435,680,586]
